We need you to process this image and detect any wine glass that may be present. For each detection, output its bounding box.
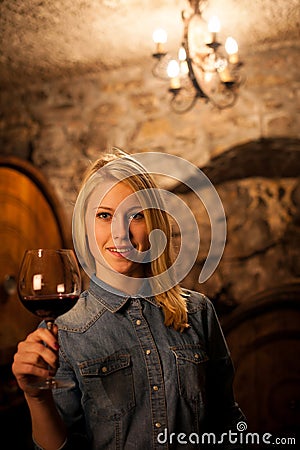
[18,248,81,389]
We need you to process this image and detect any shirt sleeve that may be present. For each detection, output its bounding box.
[33,435,89,450]
[202,296,247,447]
[33,437,67,450]
[50,348,91,449]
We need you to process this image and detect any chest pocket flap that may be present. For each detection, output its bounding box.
[79,353,131,377]
[171,345,208,402]
[78,352,135,420]
[171,345,209,364]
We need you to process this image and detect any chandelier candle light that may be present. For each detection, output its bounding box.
[152,0,244,113]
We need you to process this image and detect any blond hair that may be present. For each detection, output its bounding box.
[73,148,189,332]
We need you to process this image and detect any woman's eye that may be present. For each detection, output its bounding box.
[130,212,144,220]
[96,212,111,220]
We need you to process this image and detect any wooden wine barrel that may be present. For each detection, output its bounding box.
[0,156,71,409]
[222,283,300,438]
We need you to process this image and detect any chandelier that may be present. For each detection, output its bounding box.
[152,0,244,113]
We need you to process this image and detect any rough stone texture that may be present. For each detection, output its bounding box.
[181,178,300,313]
[1,0,299,84]
[0,14,299,315]
[1,44,300,214]
[1,2,300,441]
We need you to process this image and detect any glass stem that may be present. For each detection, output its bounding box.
[46,320,54,332]
[45,320,55,386]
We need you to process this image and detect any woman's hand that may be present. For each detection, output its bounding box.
[12,324,59,397]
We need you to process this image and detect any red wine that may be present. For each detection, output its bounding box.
[21,294,79,321]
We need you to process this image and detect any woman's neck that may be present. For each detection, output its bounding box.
[95,262,145,296]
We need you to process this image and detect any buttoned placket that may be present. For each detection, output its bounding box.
[127,298,169,450]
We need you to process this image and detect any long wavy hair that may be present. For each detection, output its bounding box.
[73,148,189,332]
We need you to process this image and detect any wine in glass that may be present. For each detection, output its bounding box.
[18,248,81,389]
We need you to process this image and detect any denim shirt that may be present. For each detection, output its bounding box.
[37,278,244,450]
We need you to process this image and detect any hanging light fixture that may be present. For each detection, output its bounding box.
[152,0,244,113]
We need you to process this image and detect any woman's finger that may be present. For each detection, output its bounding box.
[26,326,59,352]
[16,341,59,370]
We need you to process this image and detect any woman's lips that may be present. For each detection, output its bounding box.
[106,247,134,258]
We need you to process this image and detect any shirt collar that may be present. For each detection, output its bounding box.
[89,274,159,313]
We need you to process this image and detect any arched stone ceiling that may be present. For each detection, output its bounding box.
[0,0,299,86]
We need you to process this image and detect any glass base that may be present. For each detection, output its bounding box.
[29,377,75,390]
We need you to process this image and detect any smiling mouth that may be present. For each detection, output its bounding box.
[107,247,134,258]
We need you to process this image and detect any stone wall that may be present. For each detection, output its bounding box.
[1,44,299,312]
[1,14,300,441]
[181,175,300,311]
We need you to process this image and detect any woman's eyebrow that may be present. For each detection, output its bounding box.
[95,204,143,213]
[127,205,143,211]
[96,206,114,211]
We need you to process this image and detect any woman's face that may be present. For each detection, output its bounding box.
[87,181,150,278]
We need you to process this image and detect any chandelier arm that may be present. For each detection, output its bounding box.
[182,10,208,101]
[188,0,208,14]
[152,55,170,80]
[210,87,238,109]
[152,61,163,79]
[170,92,199,114]
[151,0,243,113]
[188,0,199,13]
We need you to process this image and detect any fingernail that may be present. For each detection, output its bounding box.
[54,342,59,350]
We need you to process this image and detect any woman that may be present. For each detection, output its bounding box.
[13,149,245,449]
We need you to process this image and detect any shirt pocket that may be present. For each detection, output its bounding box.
[171,345,209,403]
[78,352,135,420]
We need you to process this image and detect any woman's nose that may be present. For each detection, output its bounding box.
[111,214,130,240]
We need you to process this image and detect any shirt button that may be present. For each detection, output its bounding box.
[146,349,151,355]
[194,353,199,359]
[155,422,162,428]
[101,367,108,373]
[136,319,142,325]
[153,385,159,391]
